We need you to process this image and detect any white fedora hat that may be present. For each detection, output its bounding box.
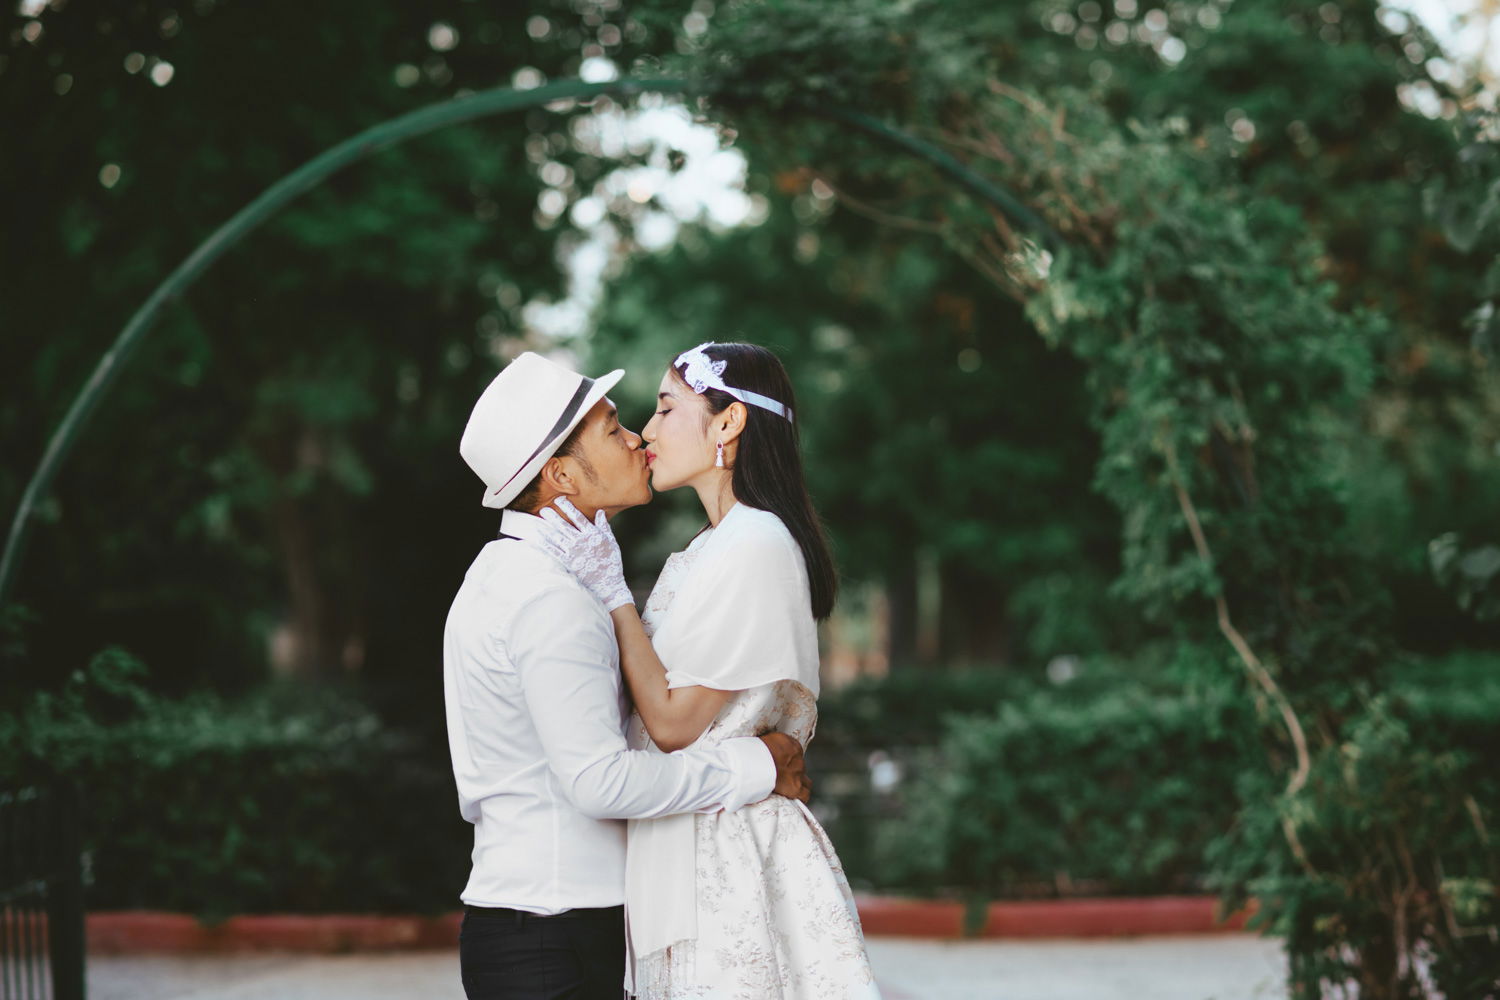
[460,352,625,510]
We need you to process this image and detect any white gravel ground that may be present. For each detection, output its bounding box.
[88,934,1288,1000]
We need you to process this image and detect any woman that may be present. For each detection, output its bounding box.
[546,342,880,999]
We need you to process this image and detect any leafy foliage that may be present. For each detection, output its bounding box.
[14,648,1491,964]
[4,0,1499,993]
[1429,532,1500,622]
[869,670,1254,899]
[663,0,1500,995]
[862,657,1500,996]
[0,0,677,705]
[0,652,469,918]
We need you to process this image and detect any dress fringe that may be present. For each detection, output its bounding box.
[634,940,697,1000]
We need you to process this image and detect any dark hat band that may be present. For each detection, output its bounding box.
[493,376,596,498]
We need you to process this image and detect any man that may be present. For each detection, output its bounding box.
[444,352,810,1000]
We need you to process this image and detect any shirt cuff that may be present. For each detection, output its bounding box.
[715,736,776,813]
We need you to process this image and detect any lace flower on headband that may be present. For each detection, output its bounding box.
[674,343,794,422]
[678,344,728,396]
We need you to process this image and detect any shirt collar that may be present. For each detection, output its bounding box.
[498,509,553,546]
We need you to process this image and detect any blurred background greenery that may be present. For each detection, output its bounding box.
[3,0,1499,991]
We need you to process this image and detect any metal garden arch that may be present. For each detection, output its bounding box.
[0,76,1059,605]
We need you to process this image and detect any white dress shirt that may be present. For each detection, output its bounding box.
[442,509,776,914]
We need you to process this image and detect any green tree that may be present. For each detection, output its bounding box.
[586,191,1123,668]
[597,0,1498,994]
[5,1,1498,991]
[1,0,677,707]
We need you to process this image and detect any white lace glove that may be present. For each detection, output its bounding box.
[537,498,635,611]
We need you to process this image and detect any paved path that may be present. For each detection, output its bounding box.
[868,936,1287,1000]
[90,935,1288,999]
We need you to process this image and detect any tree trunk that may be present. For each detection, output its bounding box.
[886,548,919,671]
[271,491,341,675]
[258,427,364,677]
[939,562,1010,667]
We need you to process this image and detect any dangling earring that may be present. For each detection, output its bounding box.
[715,440,725,468]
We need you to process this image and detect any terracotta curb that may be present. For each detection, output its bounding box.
[854,894,1254,939]
[88,912,464,955]
[88,896,1255,954]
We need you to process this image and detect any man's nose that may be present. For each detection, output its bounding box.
[626,427,644,448]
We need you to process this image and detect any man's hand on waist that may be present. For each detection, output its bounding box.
[759,732,811,803]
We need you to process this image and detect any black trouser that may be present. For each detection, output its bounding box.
[459,904,626,1000]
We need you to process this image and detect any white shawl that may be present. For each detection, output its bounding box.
[625,503,821,987]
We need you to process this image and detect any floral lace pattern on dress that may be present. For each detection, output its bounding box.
[629,533,880,999]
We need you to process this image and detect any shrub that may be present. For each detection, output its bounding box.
[865,675,1255,898]
[5,646,1492,954]
[1206,693,1500,1000]
[0,651,469,918]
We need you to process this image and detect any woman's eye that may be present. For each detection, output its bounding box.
[656,409,670,416]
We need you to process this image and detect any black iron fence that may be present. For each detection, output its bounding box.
[1,782,85,1000]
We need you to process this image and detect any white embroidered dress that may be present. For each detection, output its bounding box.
[625,503,881,1000]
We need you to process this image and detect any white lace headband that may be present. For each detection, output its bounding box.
[674,343,795,422]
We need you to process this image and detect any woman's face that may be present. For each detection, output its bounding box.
[641,368,715,492]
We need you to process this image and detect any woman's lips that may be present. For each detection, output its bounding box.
[644,450,656,466]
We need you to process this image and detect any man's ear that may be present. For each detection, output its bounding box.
[717,401,749,444]
[538,456,580,497]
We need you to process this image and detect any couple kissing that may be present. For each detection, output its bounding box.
[443,342,882,1000]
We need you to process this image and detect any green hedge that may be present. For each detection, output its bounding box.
[4,649,1494,916]
[1,652,469,918]
[815,650,1499,903]
[864,681,1255,899]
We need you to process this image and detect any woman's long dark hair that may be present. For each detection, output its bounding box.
[672,342,838,621]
